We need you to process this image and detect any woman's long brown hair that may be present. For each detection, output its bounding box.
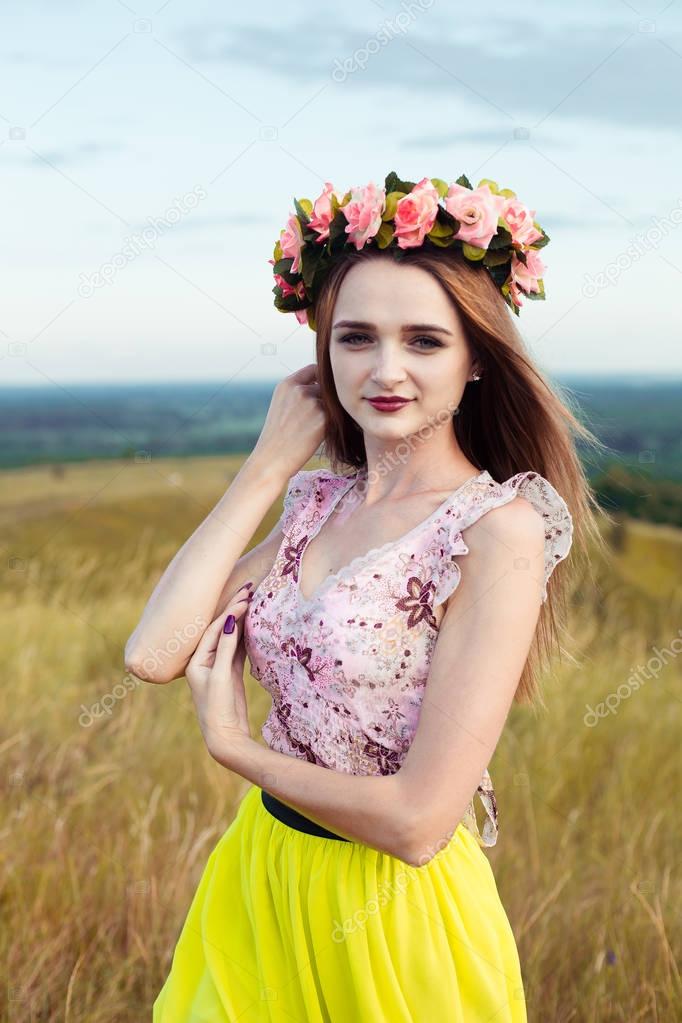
[309,244,610,707]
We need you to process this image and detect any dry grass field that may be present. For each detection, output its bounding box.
[2,454,680,1022]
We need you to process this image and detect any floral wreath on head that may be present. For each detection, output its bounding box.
[269,170,549,331]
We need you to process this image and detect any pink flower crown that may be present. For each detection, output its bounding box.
[270,170,549,331]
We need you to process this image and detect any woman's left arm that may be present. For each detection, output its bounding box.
[200,496,546,866]
[393,496,546,863]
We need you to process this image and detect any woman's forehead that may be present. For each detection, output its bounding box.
[334,259,457,324]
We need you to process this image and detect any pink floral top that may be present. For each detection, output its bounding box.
[243,466,573,848]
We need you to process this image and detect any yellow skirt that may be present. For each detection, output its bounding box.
[153,784,527,1022]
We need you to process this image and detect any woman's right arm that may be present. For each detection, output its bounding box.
[124,363,325,684]
[124,456,287,684]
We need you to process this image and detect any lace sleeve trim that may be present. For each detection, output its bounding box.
[461,768,499,848]
[501,471,574,602]
[435,470,573,605]
[280,468,325,537]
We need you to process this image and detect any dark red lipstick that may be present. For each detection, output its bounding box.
[366,396,413,413]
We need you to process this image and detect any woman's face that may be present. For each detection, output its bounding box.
[329,257,477,442]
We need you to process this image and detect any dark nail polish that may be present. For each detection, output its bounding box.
[224,614,236,634]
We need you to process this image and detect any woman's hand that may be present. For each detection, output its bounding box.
[185,582,255,763]
[247,363,327,480]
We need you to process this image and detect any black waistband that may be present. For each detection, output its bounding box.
[261,789,350,842]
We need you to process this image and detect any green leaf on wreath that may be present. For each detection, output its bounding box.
[477,178,499,194]
[530,226,549,249]
[383,191,406,221]
[486,264,512,288]
[376,222,394,248]
[294,198,312,221]
[430,177,449,198]
[483,248,512,267]
[437,206,459,231]
[384,171,416,195]
[427,218,454,239]
[462,242,486,261]
[488,225,513,250]
[275,292,304,313]
[525,279,546,300]
[455,173,473,190]
[428,234,455,248]
[301,244,326,288]
[273,257,295,278]
[328,210,349,246]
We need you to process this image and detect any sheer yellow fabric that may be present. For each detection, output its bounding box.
[153,785,527,1022]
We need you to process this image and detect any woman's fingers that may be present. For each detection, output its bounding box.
[212,599,249,677]
[189,584,252,667]
[232,644,250,731]
[290,363,317,384]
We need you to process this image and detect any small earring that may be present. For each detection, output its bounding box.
[472,372,481,381]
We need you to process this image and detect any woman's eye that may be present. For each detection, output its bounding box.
[338,333,369,345]
[412,336,442,349]
[338,334,442,349]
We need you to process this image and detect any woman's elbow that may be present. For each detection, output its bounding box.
[390,792,459,867]
[399,835,444,868]
[380,785,434,867]
[124,641,178,684]
[124,659,170,685]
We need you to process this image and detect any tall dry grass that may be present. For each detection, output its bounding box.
[1,455,680,1021]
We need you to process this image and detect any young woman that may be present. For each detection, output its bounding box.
[133,173,603,1021]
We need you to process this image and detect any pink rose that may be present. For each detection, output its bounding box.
[501,197,543,246]
[272,268,309,322]
[445,182,506,250]
[273,271,290,295]
[273,271,306,302]
[279,212,304,273]
[510,248,545,298]
[508,278,523,308]
[341,181,386,250]
[308,181,342,243]
[393,177,441,249]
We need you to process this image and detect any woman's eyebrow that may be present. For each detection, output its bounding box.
[332,319,454,336]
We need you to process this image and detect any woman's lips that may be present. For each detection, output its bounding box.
[366,397,413,412]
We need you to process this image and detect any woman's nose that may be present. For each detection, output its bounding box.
[371,346,406,384]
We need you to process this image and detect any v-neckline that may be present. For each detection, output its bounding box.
[295,468,490,609]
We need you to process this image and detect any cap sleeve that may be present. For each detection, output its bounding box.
[433,470,573,606]
[502,471,573,602]
[279,468,324,537]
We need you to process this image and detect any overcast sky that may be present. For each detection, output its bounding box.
[1,0,681,386]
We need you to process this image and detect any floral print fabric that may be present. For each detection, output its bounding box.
[243,466,573,848]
